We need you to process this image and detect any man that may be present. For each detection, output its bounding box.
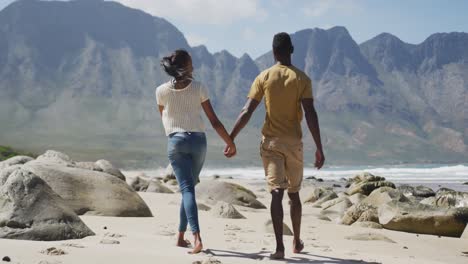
[226,32,325,259]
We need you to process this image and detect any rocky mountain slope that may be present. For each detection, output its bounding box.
[0,0,466,166]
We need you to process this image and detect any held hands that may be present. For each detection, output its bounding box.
[224,141,237,158]
[315,149,325,169]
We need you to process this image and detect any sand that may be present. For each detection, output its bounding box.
[1,179,467,264]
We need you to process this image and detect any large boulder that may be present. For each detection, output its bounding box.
[128,176,150,192]
[146,180,174,194]
[304,186,337,207]
[94,160,126,181]
[23,153,152,217]
[348,193,367,205]
[346,172,395,195]
[0,156,34,170]
[0,167,95,241]
[398,185,435,198]
[210,202,245,219]
[196,181,266,209]
[320,197,353,222]
[341,187,409,226]
[378,202,468,237]
[434,189,468,208]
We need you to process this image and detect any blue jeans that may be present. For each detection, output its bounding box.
[167,132,207,233]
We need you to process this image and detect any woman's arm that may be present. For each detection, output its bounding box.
[158,105,164,116]
[201,100,237,157]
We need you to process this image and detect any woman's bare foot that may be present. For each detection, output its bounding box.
[188,232,203,254]
[293,239,304,254]
[176,232,191,248]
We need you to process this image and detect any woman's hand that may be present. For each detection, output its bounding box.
[224,142,237,158]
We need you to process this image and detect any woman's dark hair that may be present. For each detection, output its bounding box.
[161,49,192,80]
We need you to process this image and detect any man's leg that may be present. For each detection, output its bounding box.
[271,188,285,258]
[288,192,304,253]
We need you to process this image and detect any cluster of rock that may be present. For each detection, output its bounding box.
[0,150,152,241]
[306,172,468,238]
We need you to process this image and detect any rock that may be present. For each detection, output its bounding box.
[413,186,436,198]
[420,197,437,206]
[304,186,336,204]
[320,197,353,222]
[128,176,150,192]
[351,221,383,229]
[311,191,339,207]
[34,150,74,166]
[346,172,395,195]
[264,220,293,236]
[210,202,245,219]
[146,180,174,194]
[345,233,396,243]
[361,187,410,208]
[397,184,415,197]
[0,167,95,241]
[197,203,211,211]
[434,190,468,208]
[196,181,266,209]
[332,184,342,188]
[2,256,10,262]
[167,179,179,186]
[40,247,67,256]
[306,176,316,180]
[316,178,324,182]
[211,175,221,180]
[341,203,379,225]
[163,164,176,182]
[23,158,152,217]
[100,239,120,245]
[379,202,468,237]
[463,182,468,185]
[75,162,102,172]
[0,155,34,170]
[348,193,367,205]
[94,160,126,181]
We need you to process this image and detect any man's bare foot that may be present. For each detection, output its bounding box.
[293,239,304,253]
[270,251,285,260]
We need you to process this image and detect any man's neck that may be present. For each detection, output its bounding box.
[277,58,292,66]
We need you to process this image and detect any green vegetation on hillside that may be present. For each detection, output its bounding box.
[0,145,35,161]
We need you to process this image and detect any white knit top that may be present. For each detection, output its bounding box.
[156,80,210,136]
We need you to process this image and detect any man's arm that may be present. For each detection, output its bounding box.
[230,98,261,140]
[302,98,325,169]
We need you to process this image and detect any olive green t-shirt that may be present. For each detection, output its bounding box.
[248,63,313,139]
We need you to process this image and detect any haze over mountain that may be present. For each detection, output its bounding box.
[0,0,466,167]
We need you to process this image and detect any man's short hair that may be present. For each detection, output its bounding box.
[273,32,293,55]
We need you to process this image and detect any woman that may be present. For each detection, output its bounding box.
[156,49,236,254]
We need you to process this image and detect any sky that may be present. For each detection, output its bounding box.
[1,0,468,58]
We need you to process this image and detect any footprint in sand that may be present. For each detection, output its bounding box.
[224,224,241,231]
[61,243,85,248]
[156,230,176,236]
[104,232,126,238]
[38,261,63,264]
[40,247,67,256]
[100,239,120,245]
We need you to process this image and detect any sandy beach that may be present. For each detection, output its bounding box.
[1,176,467,264]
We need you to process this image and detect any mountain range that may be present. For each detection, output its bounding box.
[0,0,466,167]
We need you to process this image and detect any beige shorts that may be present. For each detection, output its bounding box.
[260,136,304,193]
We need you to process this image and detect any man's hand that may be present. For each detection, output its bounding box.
[315,149,325,169]
[224,142,237,158]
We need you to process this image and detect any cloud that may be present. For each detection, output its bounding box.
[114,0,268,25]
[301,0,362,17]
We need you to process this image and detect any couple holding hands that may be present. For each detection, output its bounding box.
[156,32,325,259]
